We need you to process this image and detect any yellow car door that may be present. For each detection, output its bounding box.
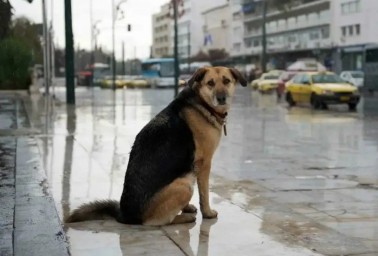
[300,74,313,103]
[289,74,303,102]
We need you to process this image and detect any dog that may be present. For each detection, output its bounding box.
[65,66,247,226]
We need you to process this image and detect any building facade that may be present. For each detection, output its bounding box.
[241,0,333,70]
[174,0,228,62]
[202,4,232,54]
[331,0,378,72]
[152,3,173,58]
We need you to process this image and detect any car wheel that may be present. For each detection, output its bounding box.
[286,92,296,107]
[348,103,357,111]
[311,94,322,110]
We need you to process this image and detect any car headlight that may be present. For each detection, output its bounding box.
[352,90,360,95]
[322,90,334,95]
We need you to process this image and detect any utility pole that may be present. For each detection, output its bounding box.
[173,0,179,97]
[187,21,191,72]
[41,0,49,95]
[90,0,94,87]
[111,0,116,90]
[122,41,125,75]
[65,0,75,104]
[261,0,268,73]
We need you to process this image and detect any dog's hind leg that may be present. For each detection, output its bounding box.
[143,173,196,226]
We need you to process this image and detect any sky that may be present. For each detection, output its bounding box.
[10,0,169,60]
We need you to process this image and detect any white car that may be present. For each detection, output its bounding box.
[340,71,364,88]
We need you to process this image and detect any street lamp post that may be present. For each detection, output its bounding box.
[187,21,191,72]
[112,0,116,90]
[64,0,75,104]
[41,0,49,95]
[261,0,268,73]
[173,0,179,97]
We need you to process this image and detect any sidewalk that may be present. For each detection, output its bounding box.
[0,93,69,256]
[1,87,378,256]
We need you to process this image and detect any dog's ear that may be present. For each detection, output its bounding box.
[229,68,247,87]
[187,68,208,87]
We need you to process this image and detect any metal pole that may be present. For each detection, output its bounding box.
[112,0,116,90]
[187,21,191,72]
[65,0,75,104]
[51,0,56,97]
[173,0,179,97]
[42,0,49,95]
[261,0,267,73]
[90,0,94,87]
[122,41,125,75]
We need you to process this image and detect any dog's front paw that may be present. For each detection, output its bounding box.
[202,209,218,219]
[183,204,197,214]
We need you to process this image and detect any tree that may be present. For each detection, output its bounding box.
[208,49,229,61]
[9,17,43,64]
[191,50,209,62]
[0,37,32,89]
[0,0,12,40]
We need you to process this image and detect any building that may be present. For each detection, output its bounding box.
[331,0,378,71]
[241,0,333,70]
[230,0,246,61]
[152,3,173,58]
[202,4,232,54]
[175,0,227,62]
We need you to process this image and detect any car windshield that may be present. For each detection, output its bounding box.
[263,75,279,80]
[312,73,345,84]
[350,72,364,78]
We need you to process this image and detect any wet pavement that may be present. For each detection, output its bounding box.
[1,85,378,255]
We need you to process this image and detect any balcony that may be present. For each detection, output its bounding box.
[244,17,330,38]
[243,0,329,23]
[244,38,333,55]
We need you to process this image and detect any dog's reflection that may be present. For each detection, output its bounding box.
[170,218,218,256]
[65,218,218,256]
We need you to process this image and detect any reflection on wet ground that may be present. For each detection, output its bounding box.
[27,87,378,255]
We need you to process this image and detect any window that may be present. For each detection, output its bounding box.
[321,27,330,39]
[233,11,241,21]
[348,25,354,36]
[342,26,347,37]
[309,30,320,40]
[253,39,260,47]
[355,24,360,35]
[366,49,378,63]
[301,75,310,84]
[341,0,361,15]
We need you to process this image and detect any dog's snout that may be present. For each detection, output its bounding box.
[216,92,227,105]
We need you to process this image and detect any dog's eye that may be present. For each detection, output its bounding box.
[207,80,215,87]
[223,78,231,85]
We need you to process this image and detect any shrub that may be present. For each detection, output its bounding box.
[0,37,32,90]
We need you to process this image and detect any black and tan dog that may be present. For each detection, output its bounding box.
[65,66,247,226]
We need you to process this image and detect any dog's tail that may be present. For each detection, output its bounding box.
[65,200,120,223]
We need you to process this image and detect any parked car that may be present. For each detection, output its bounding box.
[340,71,364,88]
[101,75,130,88]
[286,71,360,110]
[251,73,280,93]
[125,76,150,88]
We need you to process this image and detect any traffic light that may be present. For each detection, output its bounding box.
[127,24,131,32]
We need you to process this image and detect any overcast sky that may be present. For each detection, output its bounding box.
[10,0,169,60]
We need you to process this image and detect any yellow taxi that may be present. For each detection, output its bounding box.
[285,71,360,110]
[101,75,129,88]
[251,73,280,92]
[125,76,150,88]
